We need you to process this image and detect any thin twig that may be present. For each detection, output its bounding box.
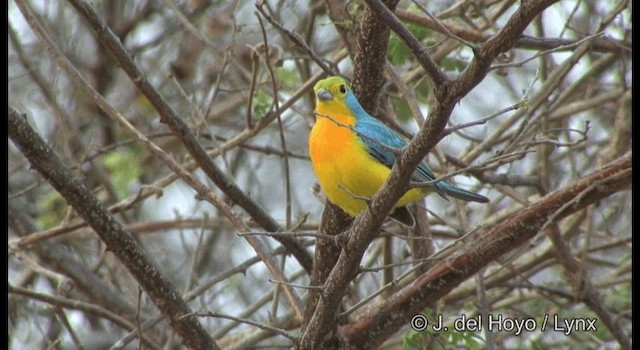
[359,256,438,272]
[443,99,526,136]
[491,32,606,70]
[269,279,323,290]
[239,230,333,241]
[409,0,477,49]
[245,48,260,128]
[256,12,292,229]
[363,0,447,86]
[408,150,535,188]
[187,311,298,342]
[65,0,314,274]
[255,1,337,75]
[8,284,159,349]
[17,0,308,325]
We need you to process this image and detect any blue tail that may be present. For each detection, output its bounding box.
[436,182,489,203]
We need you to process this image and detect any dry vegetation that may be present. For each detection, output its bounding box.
[9,0,631,349]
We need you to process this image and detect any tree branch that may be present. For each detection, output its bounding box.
[64,0,313,273]
[351,0,401,112]
[340,153,631,348]
[395,9,631,55]
[362,0,447,87]
[9,107,220,350]
[300,0,564,347]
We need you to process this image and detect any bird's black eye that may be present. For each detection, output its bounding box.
[339,84,346,94]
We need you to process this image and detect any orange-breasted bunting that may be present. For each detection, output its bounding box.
[308,76,488,226]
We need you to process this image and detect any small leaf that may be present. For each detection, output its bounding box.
[402,329,424,350]
[37,192,66,229]
[104,150,142,200]
[252,89,272,119]
[275,66,299,88]
[440,57,467,72]
[387,23,432,66]
[391,98,412,123]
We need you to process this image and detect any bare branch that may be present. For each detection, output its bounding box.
[189,311,297,342]
[340,154,630,348]
[9,104,219,349]
[64,0,313,273]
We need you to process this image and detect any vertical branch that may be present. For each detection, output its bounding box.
[352,0,399,111]
[362,0,448,88]
[245,50,260,129]
[320,0,358,56]
[256,13,292,229]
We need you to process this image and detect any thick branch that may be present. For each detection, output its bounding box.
[340,154,631,348]
[301,0,566,347]
[351,0,400,112]
[363,0,447,87]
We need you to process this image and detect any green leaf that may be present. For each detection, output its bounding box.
[252,89,272,119]
[440,57,467,72]
[275,66,300,89]
[37,191,67,229]
[388,34,412,66]
[402,328,424,350]
[103,150,142,200]
[387,23,432,66]
[391,98,413,123]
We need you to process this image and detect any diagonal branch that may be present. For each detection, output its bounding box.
[363,0,447,87]
[340,153,631,348]
[64,0,313,273]
[255,2,338,76]
[395,9,631,55]
[15,0,307,324]
[447,0,561,102]
[9,107,220,350]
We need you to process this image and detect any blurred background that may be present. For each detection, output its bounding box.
[8,0,631,348]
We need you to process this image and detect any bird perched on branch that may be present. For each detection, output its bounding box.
[308,76,488,227]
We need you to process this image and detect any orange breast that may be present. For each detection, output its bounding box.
[309,103,426,217]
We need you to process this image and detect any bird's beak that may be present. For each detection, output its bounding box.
[316,88,333,101]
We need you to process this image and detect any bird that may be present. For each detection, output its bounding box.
[308,76,488,227]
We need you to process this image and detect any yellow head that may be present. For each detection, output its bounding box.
[313,76,360,123]
[313,76,351,102]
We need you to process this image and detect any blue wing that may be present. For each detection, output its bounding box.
[354,115,489,203]
[354,116,438,184]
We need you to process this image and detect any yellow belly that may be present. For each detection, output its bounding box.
[309,116,424,217]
